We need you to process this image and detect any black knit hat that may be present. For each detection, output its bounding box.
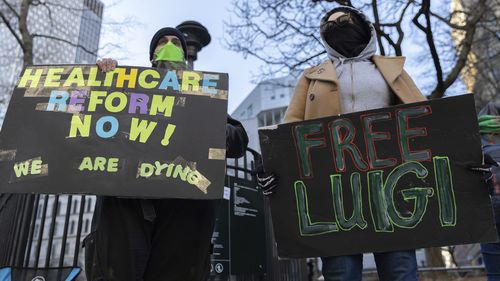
[149,27,188,63]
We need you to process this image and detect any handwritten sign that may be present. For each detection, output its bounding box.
[0,65,229,199]
[259,95,498,257]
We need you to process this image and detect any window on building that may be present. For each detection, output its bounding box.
[52,243,59,259]
[257,107,287,127]
[84,219,90,234]
[37,204,43,218]
[58,200,65,215]
[53,221,59,236]
[72,200,78,214]
[69,220,75,235]
[247,105,253,117]
[271,95,276,100]
[65,242,70,256]
[34,223,39,239]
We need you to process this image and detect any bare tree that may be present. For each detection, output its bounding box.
[0,0,103,65]
[225,0,498,106]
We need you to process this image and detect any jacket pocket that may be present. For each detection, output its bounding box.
[83,231,105,281]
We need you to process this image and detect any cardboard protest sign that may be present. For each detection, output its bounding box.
[0,65,228,199]
[259,94,498,258]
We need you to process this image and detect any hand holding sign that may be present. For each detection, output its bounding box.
[0,65,229,199]
[259,95,497,258]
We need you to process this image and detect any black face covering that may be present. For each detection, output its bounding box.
[320,12,371,58]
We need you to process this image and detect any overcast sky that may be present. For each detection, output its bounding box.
[98,0,465,114]
[99,0,264,114]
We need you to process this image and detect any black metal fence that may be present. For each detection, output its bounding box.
[0,148,308,281]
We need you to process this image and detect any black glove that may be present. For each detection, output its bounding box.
[253,151,279,195]
[469,153,499,183]
[257,172,279,196]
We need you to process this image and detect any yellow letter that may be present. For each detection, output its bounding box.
[116,67,138,88]
[44,67,65,87]
[63,67,85,87]
[13,161,30,178]
[93,157,106,171]
[78,157,94,171]
[129,118,157,143]
[181,71,201,92]
[103,69,118,87]
[139,163,155,178]
[138,69,160,89]
[31,159,42,175]
[69,114,91,137]
[88,66,102,87]
[104,91,127,113]
[150,95,175,117]
[88,91,107,112]
[187,171,202,185]
[108,158,119,172]
[18,68,44,88]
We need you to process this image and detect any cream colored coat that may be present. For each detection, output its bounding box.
[283,56,426,123]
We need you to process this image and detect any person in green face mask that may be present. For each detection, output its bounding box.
[89,27,249,281]
[150,29,188,69]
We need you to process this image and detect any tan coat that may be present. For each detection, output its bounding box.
[283,56,426,123]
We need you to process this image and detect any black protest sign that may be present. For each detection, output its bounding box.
[259,94,498,258]
[0,65,228,199]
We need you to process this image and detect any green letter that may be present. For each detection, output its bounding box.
[329,119,368,172]
[294,180,338,236]
[363,113,396,169]
[294,123,325,177]
[397,106,431,162]
[330,173,367,230]
[384,162,433,228]
[433,156,456,226]
[368,171,394,232]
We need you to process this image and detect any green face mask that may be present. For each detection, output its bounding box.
[154,41,184,62]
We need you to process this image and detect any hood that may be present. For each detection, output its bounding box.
[320,6,377,62]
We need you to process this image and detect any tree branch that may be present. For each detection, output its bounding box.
[0,10,23,49]
[1,0,20,18]
[32,34,98,56]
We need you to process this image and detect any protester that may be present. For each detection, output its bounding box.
[85,27,248,281]
[259,6,427,281]
[477,102,500,281]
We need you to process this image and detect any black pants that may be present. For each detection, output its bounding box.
[85,197,217,281]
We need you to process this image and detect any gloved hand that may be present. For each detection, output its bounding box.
[96,58,118,72]
[257,172,279,196]
[469,153,499,183]
[253,152,279,195]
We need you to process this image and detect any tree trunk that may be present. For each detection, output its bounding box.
[19,0,33,65]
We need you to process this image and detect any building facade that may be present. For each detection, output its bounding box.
[0,0,103,125]
[231,76,296,153]
[0,0,103,272]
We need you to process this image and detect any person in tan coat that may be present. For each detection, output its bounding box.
[266,5,426,281]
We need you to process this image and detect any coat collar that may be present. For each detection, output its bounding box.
[372,55,405,83]
[303,56,406,84]
[303,59,338,83]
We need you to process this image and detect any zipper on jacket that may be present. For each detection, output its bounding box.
[350,62,355,112]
